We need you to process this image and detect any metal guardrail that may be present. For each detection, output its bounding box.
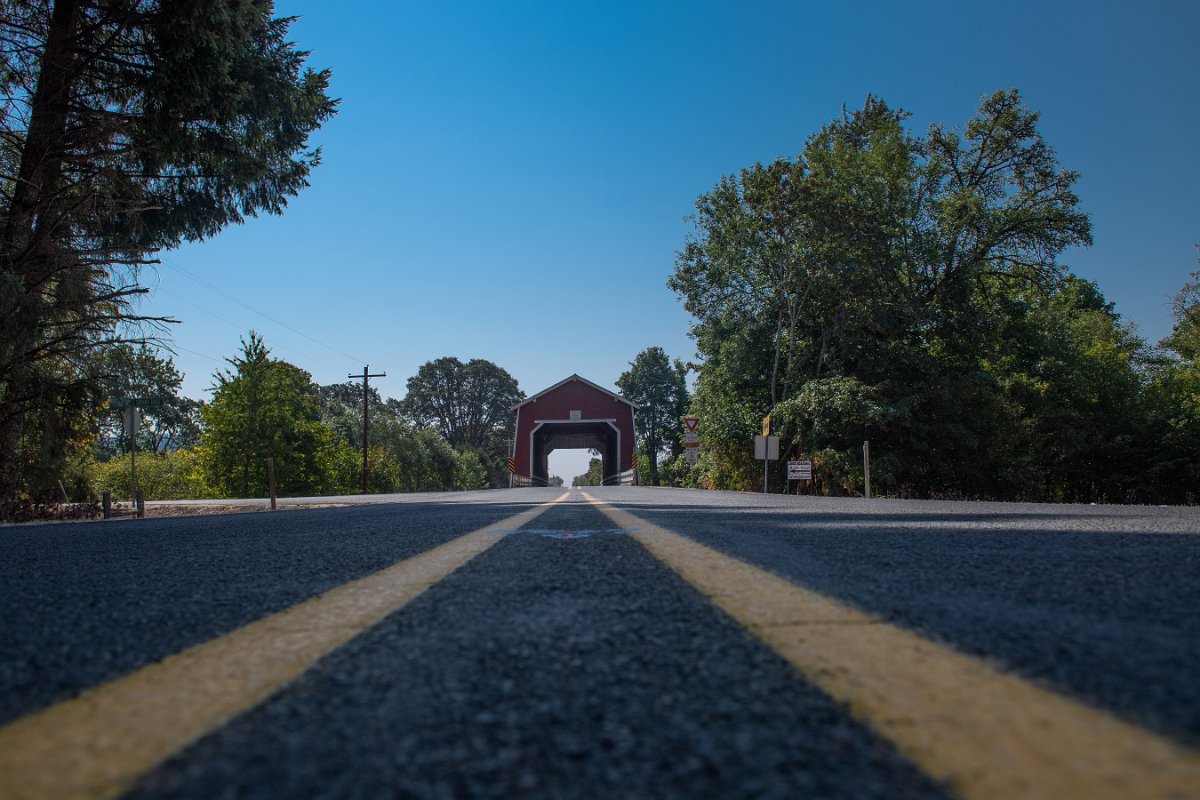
[509,469,637,488]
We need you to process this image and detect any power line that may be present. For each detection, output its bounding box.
[170,345,223,364]
[162,257,365,364]
[155,287,342,372]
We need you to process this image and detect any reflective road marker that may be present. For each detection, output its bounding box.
[0,492,568,800]
[584,492,1200,800]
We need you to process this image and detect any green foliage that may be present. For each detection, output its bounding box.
[571,457,605,487]
[670,90,1193,502]
[1143,267,1200,503]
[774,377,884,452]
[0,357,103,504]
[198,333,336,497]
[403,357,523,448]
[388,428,458,491]
[0,1,335,500]
[685,362,763,492]
[453,449,489,491]
[89,449,215,501]
[318,380,491,494]
[90,344,202,459]
[403,357,523,488]
[616,347,689,485]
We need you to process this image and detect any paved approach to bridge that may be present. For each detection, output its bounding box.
[2,488,1199,799]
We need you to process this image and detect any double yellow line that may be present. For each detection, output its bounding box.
[4,490,1198,800]
[582,492,1200,800]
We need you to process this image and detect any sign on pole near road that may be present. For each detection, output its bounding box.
[111,396,167,410]
[682,418,701,466]
[754,435,779,461]
[788,460,813,481]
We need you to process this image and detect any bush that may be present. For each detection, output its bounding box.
[90,449,215,500]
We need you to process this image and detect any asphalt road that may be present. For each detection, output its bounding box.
[2,488,1198,799]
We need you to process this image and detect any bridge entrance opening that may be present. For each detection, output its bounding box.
[535,423,619,486]
[547,448,598,486]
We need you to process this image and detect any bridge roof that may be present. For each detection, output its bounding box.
[513,374,638,411]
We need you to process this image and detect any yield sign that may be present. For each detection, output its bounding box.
[683,417,700,432]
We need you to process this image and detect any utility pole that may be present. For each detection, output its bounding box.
[349,366,386,494]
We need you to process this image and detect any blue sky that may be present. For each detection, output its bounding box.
[140,1,1199,480]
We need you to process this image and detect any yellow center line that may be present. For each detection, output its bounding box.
[0,491,569,800]
[582,492,1200,800]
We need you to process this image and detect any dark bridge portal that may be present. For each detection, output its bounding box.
[512,375,638,486]
[532,420,619,486]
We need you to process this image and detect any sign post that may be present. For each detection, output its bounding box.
[754,433,779,493]
[112,396,167,508]
[787,460,813,493]
[682,417,701,466]
[123,405,139,503]
[863,440,871,499]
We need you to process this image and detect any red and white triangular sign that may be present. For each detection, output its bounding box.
[683,417,700,432]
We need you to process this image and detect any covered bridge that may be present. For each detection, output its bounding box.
[511,374,638,486]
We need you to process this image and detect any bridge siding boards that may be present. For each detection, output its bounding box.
[512,375,637,486]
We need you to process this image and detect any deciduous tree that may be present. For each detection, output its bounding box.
[616,347,688,485]
[671,91,1098,498]
[90,344,201,458]
[403,357,522,487]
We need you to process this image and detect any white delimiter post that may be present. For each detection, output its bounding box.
[863,440,871,499]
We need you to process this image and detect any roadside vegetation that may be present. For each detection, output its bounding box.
[664,91,1199,503]
[66,338,521,506]
[1,1,1195,511]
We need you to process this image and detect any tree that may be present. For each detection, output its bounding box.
[403,357,523,448]
[317,381,485,494]
[198,333,334,497]
[403,357,523,487]
[90,344,201,458]
[670,91,1094,497]
[0,1,336,500]
[1145,265,1200,502]
[571,457,604,487]
[616,347,689,485]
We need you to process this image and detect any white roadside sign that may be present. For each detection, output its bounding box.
[788,460,813,480]
[754,435,779,460]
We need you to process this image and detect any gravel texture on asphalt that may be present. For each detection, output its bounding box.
[589,488,1200,749]
[125,500,951,800]
[0,494,557,726]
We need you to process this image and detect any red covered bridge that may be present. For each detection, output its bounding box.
[511,375,638,486]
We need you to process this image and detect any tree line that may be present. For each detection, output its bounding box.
[2,2,1194,507]
[79,336,523,505]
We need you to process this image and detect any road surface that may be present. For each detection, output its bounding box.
[2,488,1198,799]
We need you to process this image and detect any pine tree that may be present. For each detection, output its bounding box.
[0,1,336,500]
